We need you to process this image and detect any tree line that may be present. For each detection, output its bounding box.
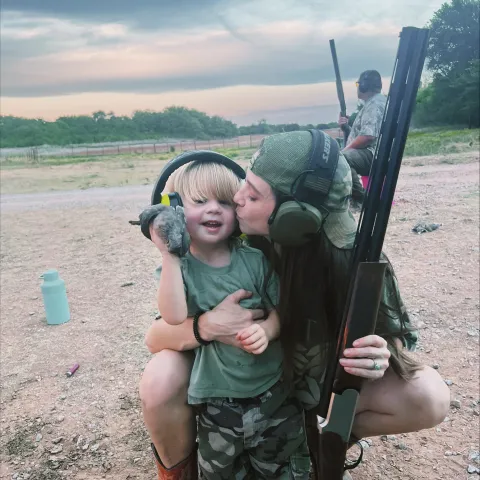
[414,0,479,128]
[0,108,338,149]
[0,107,236,148]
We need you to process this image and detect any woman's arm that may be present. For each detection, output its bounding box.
[197,289,266,341]
[157,254,188,325]
[145,289,267,353]
[145,317,198,353]
[342,135,375,150]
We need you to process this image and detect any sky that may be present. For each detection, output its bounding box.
[0,0,444,125]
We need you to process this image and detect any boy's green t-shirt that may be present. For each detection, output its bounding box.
[156,245,283,403]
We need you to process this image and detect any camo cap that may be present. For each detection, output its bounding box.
[249,130,357,249]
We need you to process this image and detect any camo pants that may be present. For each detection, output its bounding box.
[195,380,311,479]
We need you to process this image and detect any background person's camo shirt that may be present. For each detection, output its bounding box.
[347,93,387,155]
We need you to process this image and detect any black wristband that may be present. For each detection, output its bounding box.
[193,311,211,346]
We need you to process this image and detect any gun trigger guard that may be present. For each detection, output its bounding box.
[344,440,364,471]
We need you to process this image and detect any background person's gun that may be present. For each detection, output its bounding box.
[309,27,430,479]
[329,39,349,146]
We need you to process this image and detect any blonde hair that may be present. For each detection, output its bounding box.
[168,161,241,205]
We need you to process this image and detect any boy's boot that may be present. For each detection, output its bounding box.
[151,443,198,480]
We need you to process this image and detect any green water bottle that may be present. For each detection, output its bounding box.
[40,269,70,325]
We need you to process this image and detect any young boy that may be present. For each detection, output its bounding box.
[150,161,310,479]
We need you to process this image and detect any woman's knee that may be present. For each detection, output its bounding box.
[408,366,450,428]
[139,349,193,411]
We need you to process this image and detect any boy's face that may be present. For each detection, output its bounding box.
[183,196,236,246]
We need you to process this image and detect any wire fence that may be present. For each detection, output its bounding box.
[0,129,342,164]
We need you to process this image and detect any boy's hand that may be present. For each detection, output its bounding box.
[236,324,268,354]
[149,224,170,255]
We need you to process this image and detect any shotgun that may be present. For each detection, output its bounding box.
[308,27,430,479]
[329,39,349,146]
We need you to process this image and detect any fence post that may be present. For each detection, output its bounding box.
[194,140,196,150]
[180,142,183,151]
[86,147,89,156]
[118,145,120,154]
[249,135,252,147]
[154,143,157,154]
[237,137,240,148]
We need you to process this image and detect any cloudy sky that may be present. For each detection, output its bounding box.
[1,0,443,125]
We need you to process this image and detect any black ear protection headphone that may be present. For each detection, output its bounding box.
[266,129,340,246]
[358,70,382,94]
[151,150,246,207]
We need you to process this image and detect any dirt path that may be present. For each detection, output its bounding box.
[2,161,477,212]
[1,185,152,212]
[0,150,256,196]
[0,157,479,480]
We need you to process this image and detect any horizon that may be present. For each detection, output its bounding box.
[1,1,442,125]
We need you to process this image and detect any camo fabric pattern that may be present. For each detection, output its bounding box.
[197,380,311,479]
[322,153,356,249]
[292,326,328,412]
[346,93,387,155]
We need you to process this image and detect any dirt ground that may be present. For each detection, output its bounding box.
[0,151,479,480]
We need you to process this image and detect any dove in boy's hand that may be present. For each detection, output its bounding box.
[137,204,190,256]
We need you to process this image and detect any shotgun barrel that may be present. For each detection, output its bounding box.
[310,26,430,480]
[329,39,349,145]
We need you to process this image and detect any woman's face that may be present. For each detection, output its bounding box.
[233,170,276,236]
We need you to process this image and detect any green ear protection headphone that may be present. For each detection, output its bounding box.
[267,129,340,246]
[358,70,382,94]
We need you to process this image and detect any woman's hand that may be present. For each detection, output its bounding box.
[339,335,391,380]
[197,289,266,342]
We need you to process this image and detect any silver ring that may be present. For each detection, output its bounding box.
[371,359,381,371]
